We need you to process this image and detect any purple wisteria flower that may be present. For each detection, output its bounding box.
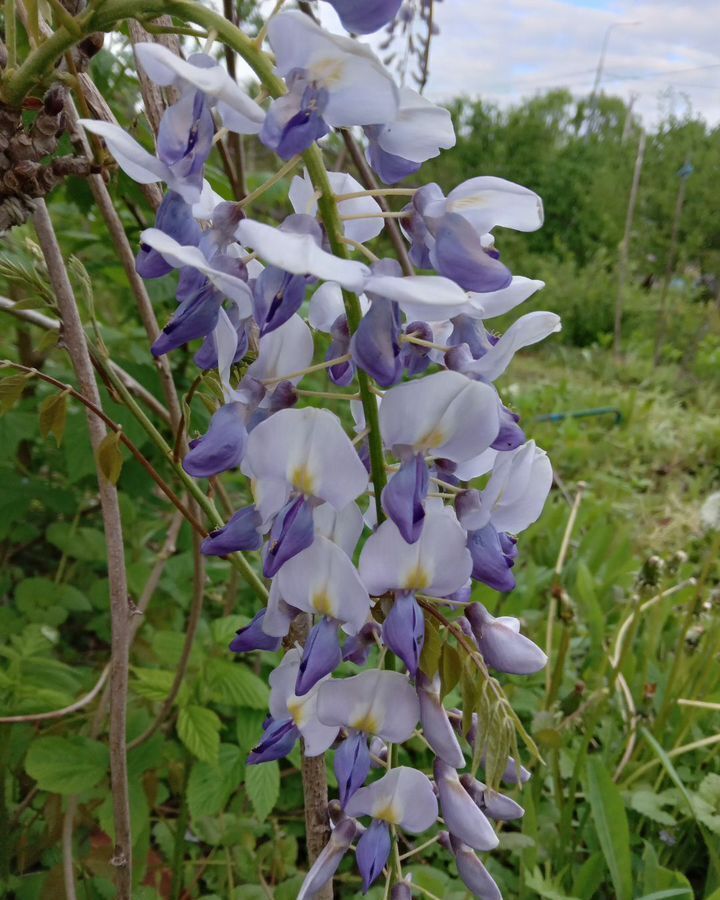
[113,13,564,892]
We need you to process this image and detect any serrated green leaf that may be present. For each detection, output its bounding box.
[178,705,221,763]
[205,659,269,709]
[625,788,676,826]
[96,431,123,485]
[39,391,67,445]
[245,761,279,822]
[440,642,461,699]
[46,522,107,562]
[420,615,442,678]
[25,735,108,794]
[236,709,267,753]
[131,667,176,702]
[584,757,633,900]
[187,743,244,820]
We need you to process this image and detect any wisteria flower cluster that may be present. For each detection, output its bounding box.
[80,6,560,896]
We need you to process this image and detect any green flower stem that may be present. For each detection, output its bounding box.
[1,0,389,521]
[5,0,17,69]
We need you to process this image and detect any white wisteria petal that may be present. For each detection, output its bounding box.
[262,579,296,638]
[309,282,345,332]
[467,277,545,320]
[364,274,470,322]
[359,504,471,596]
[269,649,338,755]
[309,282,370,332]
[246,314,314,387]
[290,171,384,243]
[249,477,290,527]
[376,87,455,163]
[192,180,225,220]
[379,370,499,463]
[467,604,547,676]
[277,536,370,633]
[236,219,370,292]
[462,312,561,383]
[453,448,498,483]
[139,228,254,315]
[78,119,170,186]
[134,43,265,134]
[267,12,399,127]
[245,407,368,508]
[435,760,499,852]
[317,669,419,742]
[345,766,438,832]
[314,502,365,556]
[480,440,553,534]
[214,308,241,401]
[438,176,544,235]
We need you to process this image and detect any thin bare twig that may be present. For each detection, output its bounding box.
[0,296,171,424]
[288,614,332,900]
[1,361,206,534]
[33,199,133,896]
[128,512,205,750]
[62,796,79,900]
[0,665,110,724]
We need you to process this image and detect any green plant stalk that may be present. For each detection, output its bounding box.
[0,0,389,520]
[654,529,720,733]
[98,355,268,599]
[5,0,17,68]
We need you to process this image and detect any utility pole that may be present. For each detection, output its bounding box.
[614,130,646,360]
[621,92,638,144]
[653,162,692,366]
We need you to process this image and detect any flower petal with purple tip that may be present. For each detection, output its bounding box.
[382,591,424,677]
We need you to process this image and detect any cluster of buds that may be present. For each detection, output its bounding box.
[80,5,561,896]
[0,86,97,233]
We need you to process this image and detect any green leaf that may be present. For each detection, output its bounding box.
[636,891,693,900]
[131,667,176,702]
[46,522,107,562]
[245,761,279,822]
[584,756,633,900]
[641,727,720,878]
[25,736,108,794]
[205,659,269,709]
[439,642,461,699]
[177,705,221,763]
[187,743,244,820]
[625,788,676,826]
[419,615,442,678]
[15,578,91,617]
[0,373,32,414]
[96,431,123,485]
[39,391,68,446]
[525,867,580,900]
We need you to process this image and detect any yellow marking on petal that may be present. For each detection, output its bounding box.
[310,56,347,88]
[404,564,430,591]
[352,712,379,734]
[287,698,305,727]
[291,464,316,495]
[312,589,335,617]
[449,194,487,211]
[416,427,445,451]
[373,802,399,825]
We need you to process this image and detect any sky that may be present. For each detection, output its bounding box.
[316,0,720,127]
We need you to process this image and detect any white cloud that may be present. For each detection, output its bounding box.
[422,0,720,125]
